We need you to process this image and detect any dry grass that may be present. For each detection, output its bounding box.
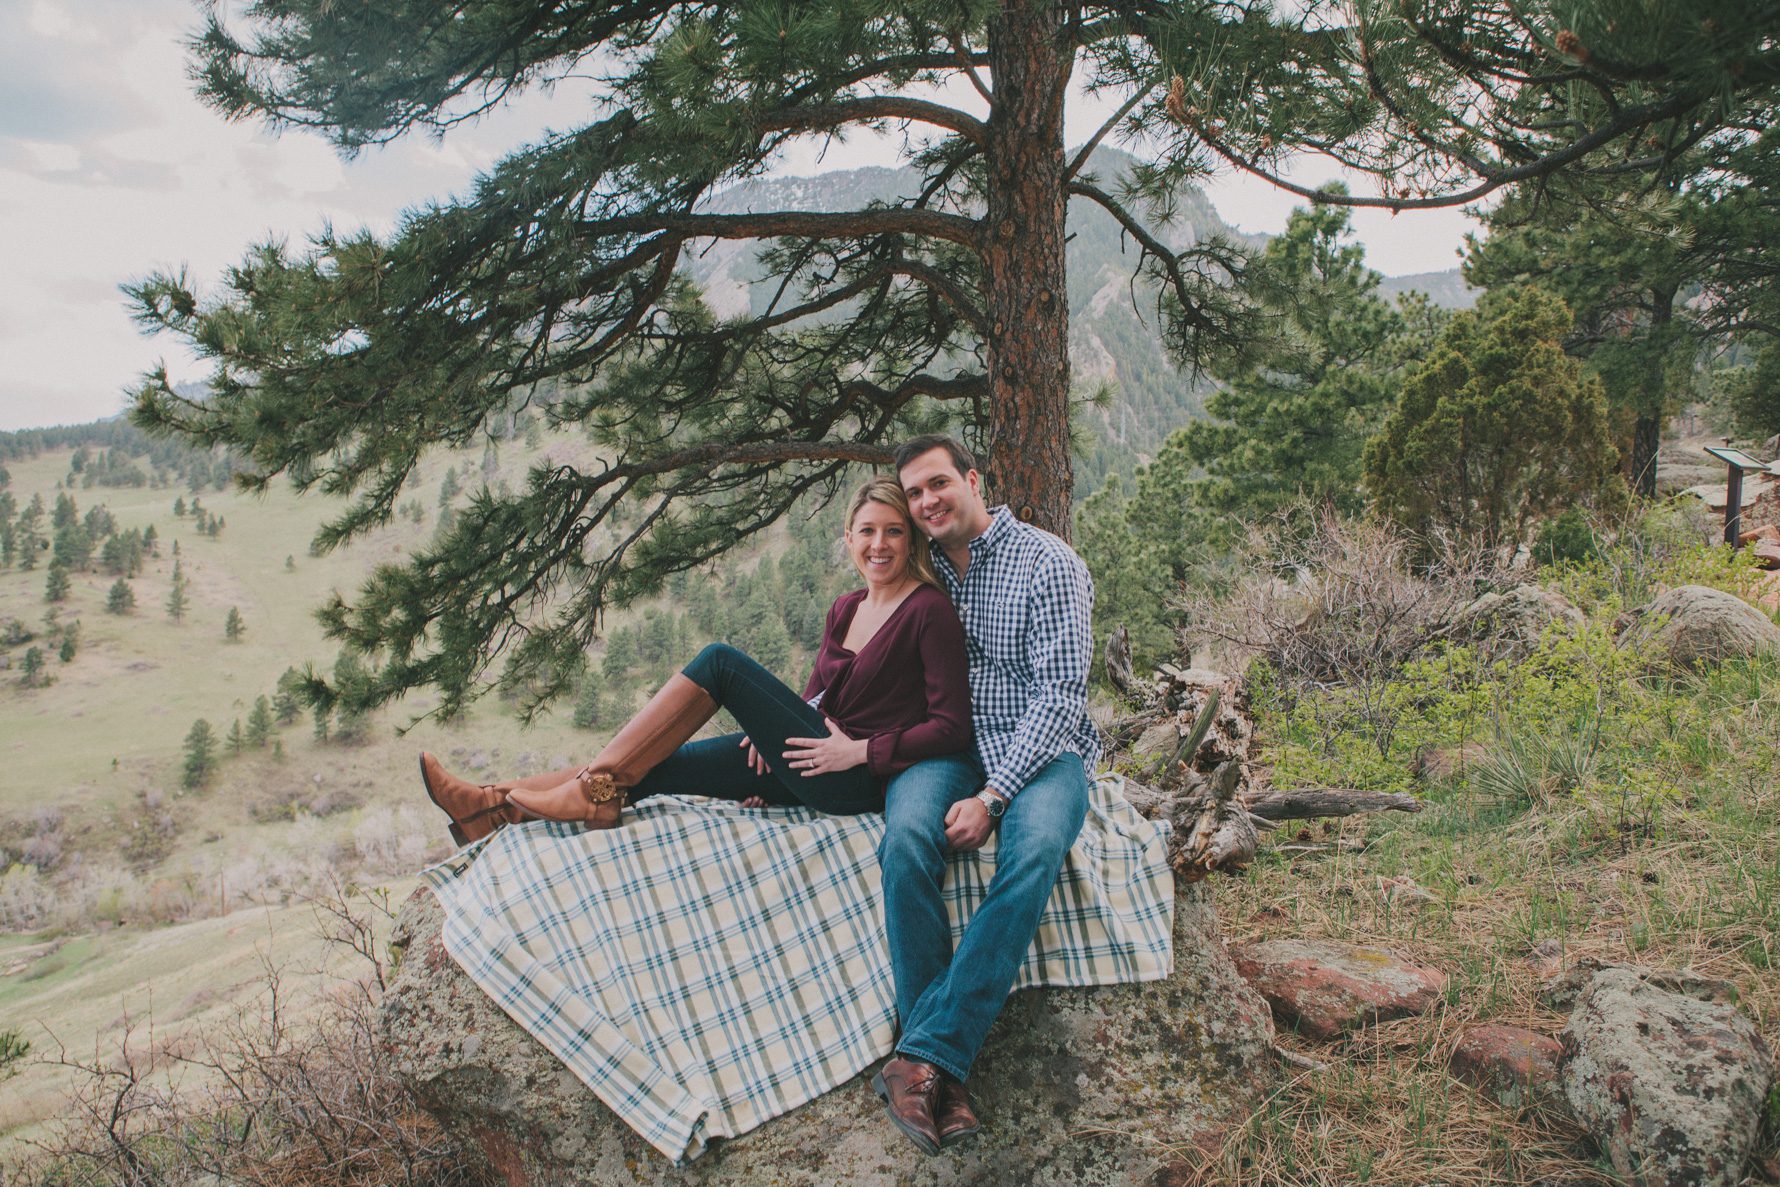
[3,883,493,1187]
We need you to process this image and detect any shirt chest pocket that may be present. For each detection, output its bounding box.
[964,594,1026,636]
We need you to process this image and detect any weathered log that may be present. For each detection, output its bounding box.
[1165,761,1259,883]
[1103,624,1138,698]
[1246,788,1422,821]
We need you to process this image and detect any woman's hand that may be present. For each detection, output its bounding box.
[783,718,869,777]
[738,735,771,775]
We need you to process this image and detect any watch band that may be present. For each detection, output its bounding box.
[975,790,1005,818]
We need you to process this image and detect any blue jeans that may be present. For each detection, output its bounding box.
[879,751,1090,1082]
[627,644,883,815]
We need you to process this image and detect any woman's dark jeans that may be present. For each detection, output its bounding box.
[626,643,883,815]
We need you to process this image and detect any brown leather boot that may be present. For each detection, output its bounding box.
[872,1056,943,1156]
[418,753,585,845]
[506,674,717,828]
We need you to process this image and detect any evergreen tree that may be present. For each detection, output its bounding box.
[128,0,1776,718]
[106,578,136,615]
[182,718,217,789]
[44,562,70,603]
[330,651,370,742]
[19,646,45,688]
[1466,192,1701,498]
[58,620,79,663]
[82,505,116,538]
[173,495,186,517]
[142,524,158,555]
[571,672,610,731]
[437,467,459,507]
[246,695,274,747]
[14,495,44,571]
[51,492,77,532]
[272,666,304,724]
[166,559,189,621]
[224,606,245,641]
[227,718,246,755]
[100,533,127,575]
[51,522,93,571]
[1364,287,1627,548]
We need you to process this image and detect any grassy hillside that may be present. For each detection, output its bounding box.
[0,433,664,1142]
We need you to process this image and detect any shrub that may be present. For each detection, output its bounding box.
[6,887,491,1187]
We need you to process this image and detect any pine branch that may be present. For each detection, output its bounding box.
[574,207,979,247]
[759,97,987,145]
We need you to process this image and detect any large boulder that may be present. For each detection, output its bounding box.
[1451,584,1584,659]
[1559,967,1774,1187]
[1620,584,1780,669]
[379,881,1276,1186]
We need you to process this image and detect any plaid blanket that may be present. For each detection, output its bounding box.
[421,774,1172,1163]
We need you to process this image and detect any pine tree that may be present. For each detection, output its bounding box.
[173,495,186,517]
[44,562,70,603]
[106,578,136,615]
[1364,287,1628,548]
[1467,191,1699,498]
[166,559,189,621]
[19,646,45,688]
[128,1,1778,718]
[142,524,158,555]
[246,695,274,747]
[224,606,245,641]
[182,718,217,789]
[227,718,245,755]
[58,620,80,663]
[272,666,304,724]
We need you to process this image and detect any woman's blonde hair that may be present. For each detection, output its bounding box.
[845,476,939,587]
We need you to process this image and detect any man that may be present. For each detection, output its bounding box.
[872,434,1100,1155]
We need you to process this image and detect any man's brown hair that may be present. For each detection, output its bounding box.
[893,434,977,478]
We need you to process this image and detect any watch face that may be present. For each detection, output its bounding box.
[978,792,1004,817]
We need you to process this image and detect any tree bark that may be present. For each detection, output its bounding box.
[981,2,1074,540]
[1630,282,1677,500]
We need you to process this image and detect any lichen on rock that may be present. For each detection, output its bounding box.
[379,879,1277,1185]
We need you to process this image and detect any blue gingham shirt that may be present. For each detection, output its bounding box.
[930,506,1101,796]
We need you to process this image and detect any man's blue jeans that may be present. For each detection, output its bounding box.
[879,752,1090,1082]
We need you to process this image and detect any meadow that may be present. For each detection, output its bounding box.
[0,437,614,1145]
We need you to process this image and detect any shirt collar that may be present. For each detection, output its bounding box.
[934,505,1015,586]
[970,505,1017,559]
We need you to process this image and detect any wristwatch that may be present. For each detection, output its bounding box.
[974,790,1006,819]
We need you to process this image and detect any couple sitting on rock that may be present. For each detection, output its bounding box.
[417,434,1098,1157]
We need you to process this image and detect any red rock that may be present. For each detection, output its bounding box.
[1228,939,1446,1041]
[1449,1024,1563,1110]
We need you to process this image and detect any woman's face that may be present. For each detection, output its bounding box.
[846,500,913,589]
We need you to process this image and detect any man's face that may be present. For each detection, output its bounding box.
[899,446,988,549]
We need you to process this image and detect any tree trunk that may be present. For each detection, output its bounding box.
[1631,282,1677,500]
[981,2,1073,540]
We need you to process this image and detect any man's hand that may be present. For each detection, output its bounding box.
[944,796,994,851]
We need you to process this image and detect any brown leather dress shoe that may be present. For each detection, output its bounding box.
[934,1076,981,1147]
[871,1056,943,1155]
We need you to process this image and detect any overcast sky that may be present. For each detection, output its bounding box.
[0,0,1477,434]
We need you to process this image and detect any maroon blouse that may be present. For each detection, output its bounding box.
[800,583,972,778]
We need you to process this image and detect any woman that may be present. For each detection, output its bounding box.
[419,476,970,843]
